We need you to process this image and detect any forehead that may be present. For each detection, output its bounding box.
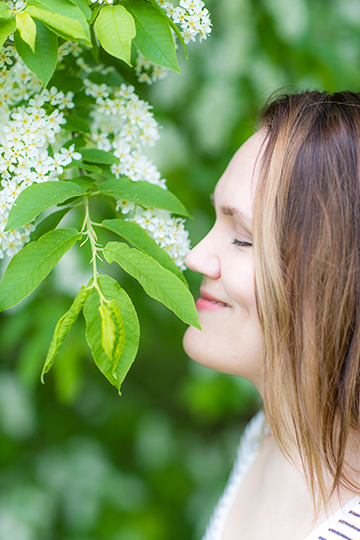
[214,130,266,217]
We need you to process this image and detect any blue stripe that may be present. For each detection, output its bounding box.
[328,528,353,540]
[339,519,360,533]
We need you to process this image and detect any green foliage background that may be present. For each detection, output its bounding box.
[1,0,360,538]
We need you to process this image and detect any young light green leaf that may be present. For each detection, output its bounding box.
[94,5,136,66]
[104,242,200,329]
[81,148,118,165]
[41,286,90,382]
[122,0,179,71]
[30,207,71,242]
[98,178,190,216]
[108,298,126,374]
[83,275,140,391]
[0,17,16,49]
[16,12,37,51]
[0,228,81,311]
[26,0,90,45]
[146,0,188,58]
[6,181,88,231]
[99,303,116,360]
[14,20,57,87]
[0,2,12,19]
[102,219,188,286]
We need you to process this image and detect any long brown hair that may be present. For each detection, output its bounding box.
[254,91,360,506]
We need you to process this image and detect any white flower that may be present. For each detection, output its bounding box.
[0,46,15,69]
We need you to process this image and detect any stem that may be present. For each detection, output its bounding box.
[82,196,105,302]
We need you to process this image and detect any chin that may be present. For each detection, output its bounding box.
[182,325,264,386]
[183,325,233,375]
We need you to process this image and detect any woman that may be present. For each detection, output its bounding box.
[183,91,360,540]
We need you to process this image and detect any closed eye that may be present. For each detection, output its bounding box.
[232,239,252,247]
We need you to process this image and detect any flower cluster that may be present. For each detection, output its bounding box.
[0,39,191,268]
[159,0,212,44]
[117,203,191,271]
[135,53,169,86]
[86,80,191,269]
[0,47,81,257]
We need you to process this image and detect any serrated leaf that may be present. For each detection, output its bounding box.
[0,228,81,311]
[30,207,71,242]
[146,0,188,58]
[94,5,136,65]
[99,303,116,360]
[104,242,200,328]
[41,286,90,382]
[122,0,179,71]
[98,178,189,216]
[16,12,37,51]
[63,114,91,133]
[81,148,118,165]
[26,0,90,45]
[0,2,12,19]
[6,181,88,230]
[83,275,140,391]
[0,17,16,49]
[108,298,125,373]
[14,20,57,86]
[102,218,188,286]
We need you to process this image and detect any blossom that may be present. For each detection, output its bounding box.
[160,0,212,43]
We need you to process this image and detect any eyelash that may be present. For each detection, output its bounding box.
[232,239,252,248]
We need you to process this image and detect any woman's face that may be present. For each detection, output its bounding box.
[183,131,265,389]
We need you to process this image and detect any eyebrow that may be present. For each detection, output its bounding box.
[210,193,253,234]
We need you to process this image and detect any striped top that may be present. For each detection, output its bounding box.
[201,411,360,540]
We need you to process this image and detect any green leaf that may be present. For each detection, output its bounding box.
[63,114,91,133]
[76,161,103,174]
[16,12,37,51]
[122,0,179,71]
[49,73,83,93]
[83,275,140,391]
[67,176,96,191]
[98,178,190,216]
[0,228,81,311]
[108,298,126,373]
[89,3,101,24]
[94,5,136,66]
[26,0,91,45]
[102,219,188,286]
[99,303,116,359]
[6,181,88,230]
[30,207,71,242]
[14,20,57,87]
[81,148,118,165]
[0,17,16,49]
[104,242,200,328]
[41,286,90,382]
[0,2,12,19]
[146,0,188,58]
[68,0,91,20]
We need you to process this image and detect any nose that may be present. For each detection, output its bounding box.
[185,227,221,279]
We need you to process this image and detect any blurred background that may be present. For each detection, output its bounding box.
[1,0,360,538]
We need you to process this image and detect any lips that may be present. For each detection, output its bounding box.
[196,290,230,310]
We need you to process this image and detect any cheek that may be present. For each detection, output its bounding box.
[223,256,256,315]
